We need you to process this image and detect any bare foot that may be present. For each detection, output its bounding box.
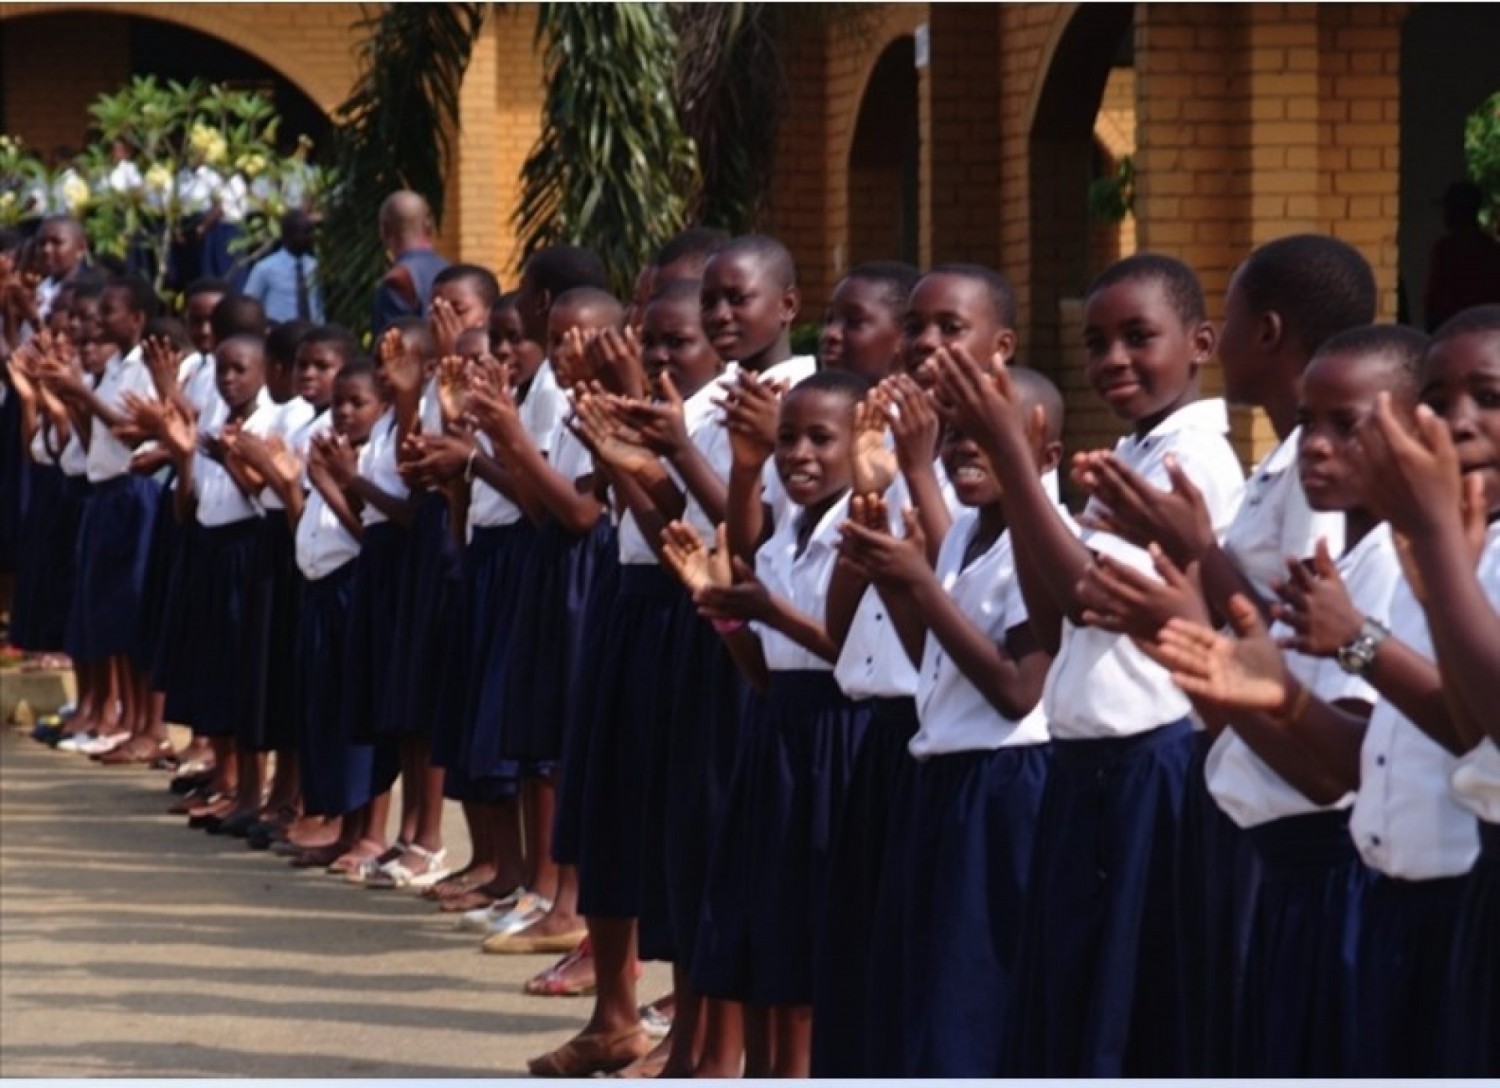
[524,939,597,997]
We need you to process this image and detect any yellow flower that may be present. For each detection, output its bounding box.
[60,175,90,213]
[235,152,267,178]
[144,163,173,193]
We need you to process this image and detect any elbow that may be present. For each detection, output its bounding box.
[989,682,1044,723]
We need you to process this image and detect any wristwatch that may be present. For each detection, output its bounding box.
[1336,616,1389,676]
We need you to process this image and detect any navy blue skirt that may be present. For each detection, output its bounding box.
[659,592,750,969]
[153,520,199,697]
[10,465,84,652]
[864,742,1051,1077]
[297,561,392,815]
[378,492,461,740]
[1446,821,1500,1075]
[506,516,616,769]
[66,474,162,662]
[1238,809,1369,1076]
[1013,719,1196,1076]
[693,670,873,1007]
[0,389,22,572]
[132,472,182,675]
[258,509,302,751]
[811,695,917,1076]
[576,564,682,921]
[1351,870,1469,1076]
[550,523,619,865]
[341,521,407,760]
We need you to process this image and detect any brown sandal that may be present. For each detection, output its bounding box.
[526,1024,651,1078]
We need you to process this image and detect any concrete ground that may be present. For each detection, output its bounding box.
[0,722,668,1077]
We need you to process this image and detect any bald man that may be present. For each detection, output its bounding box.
[371,190,450,337]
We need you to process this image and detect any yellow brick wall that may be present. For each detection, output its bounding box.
[0,9,130,152]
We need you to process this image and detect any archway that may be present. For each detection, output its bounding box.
[1398,3,1500,329]
[846,36,919,267]
[1026,5,1133,375]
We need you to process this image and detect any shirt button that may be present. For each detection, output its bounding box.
[1376,755,1386,767]
[1370,835,1381,846]
[865,657,873,665]
[875,612,884,621]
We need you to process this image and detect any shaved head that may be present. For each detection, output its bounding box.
[379,191,434,246]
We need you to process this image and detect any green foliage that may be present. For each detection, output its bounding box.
[1087,155,1135,224]
[318,2,487,336]
[1464,90,1500,232]
[0,136,50,226]
[518,3,700,297]
[789,321,821,358]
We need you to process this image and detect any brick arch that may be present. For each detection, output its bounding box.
[846,34,919,266]
[0,2,361,113]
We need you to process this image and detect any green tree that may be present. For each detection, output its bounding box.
[1465,89,1500,232]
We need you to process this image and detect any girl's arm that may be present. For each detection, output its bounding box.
[697,557,841,665]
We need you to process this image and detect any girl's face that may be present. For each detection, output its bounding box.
[332,374,385,443]
[431,279,490,332]
[774,388,855,509]
[455,326,489,362]
[68,296,100,347]
[820,277,904,381]
[1296,351,1387,512]
[98,287,143,352]
[941,425,1004,508]
[642,295,720,396]
[296,341,345,409]
[1421,329,1500,514]
[214,340,265,410]
[489,304,544,383]
[901,273,1012,389]
[700,252,796,368]
[185,291,224,355]
[1083,276,1213,434]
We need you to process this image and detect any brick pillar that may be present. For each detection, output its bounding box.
[442,7,502,271]
[926,4,1003,268]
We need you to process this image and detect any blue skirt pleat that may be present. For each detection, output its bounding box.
[297,561,388,816]
[660,592,750,969]
[257,508,302,751]
[810,695,917,1076]
[132,472,181,675]
[341,521,407,760]
[865,743,1051,1077]
[1238,809,1370,1076]
[376,493,458,739]
[154,521,200,699]
[11,466,83,652]
[1351,871,1469,1075]
[1445,822,1500,1075]
[0,390,23,571]
[692,671,873,1007]
[576,564,682,921]
[66,474,161,662]
[549,521,619,865]
[1012,719,1196,1076]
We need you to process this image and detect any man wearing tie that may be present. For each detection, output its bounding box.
[244,211,324,323]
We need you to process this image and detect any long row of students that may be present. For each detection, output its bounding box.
[3,221,1497,1077]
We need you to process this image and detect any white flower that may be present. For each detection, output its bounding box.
[60,174,90,213]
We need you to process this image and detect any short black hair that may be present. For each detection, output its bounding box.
[552,286,624,325]
[523,244,610,297]
[843,261,922,317]
[144,316,192,352]
[266,319,316,370]
[183,277,234,303]
[300,323,360,366]
[217,332,267,364]
[1431,303,1500,344]
[388,314,436,358]
[1313,324,1427,401]
[105,275,159,320]
[1087,253,1206,327]
[433,262,502,309]
[210,293,265,343]
[1236,235,1376,356]
[788,367,873,407]
[70,279,106,305]
[647,278,704,307]
[1010,366,1066,444]
[654,227,730,272]
[927,263,1018,328]
[714,234,798,290]
[335,357,380,390]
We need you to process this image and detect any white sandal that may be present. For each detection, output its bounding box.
[365,844,450,890]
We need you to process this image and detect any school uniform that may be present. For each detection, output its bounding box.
[1207,523,1399,1075]
[446,363,568,802]
[1016,397,1245,1077]
[1347,563,1482,1076]
[693,493,874,1007]
[294,415,382,816]
[10,426,86,652]
[67,346,163,664]
[340,411,407,795]
[177,350,224,421]
[1188,426,1347,1074]
[1439,523,1500,1076]
[862,510,1056,1077]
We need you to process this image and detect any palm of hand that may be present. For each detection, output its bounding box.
[851,427,897,496]
[437,363,468,426]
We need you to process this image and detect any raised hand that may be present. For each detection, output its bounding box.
[377,326,425,398]
[1075,452,1214,567]
[435,354,470,428]
[1138,594,1291,715]
[620,371,690,457]
[159,402,198,460]
[553,326,599,389]
[695,555,775,623]
[428,296,465,357]
[1271,537,1364,657]
[1077,543,1210,639]
[662,520,734,594]
[850,389,898,496]
[5,354,37,403]
[590,326,648,398]
[141,334,183,400]
[930,345,1024,452]
[882,374,942,473]
[1354,393,1468,542]
[570,389,656,474]
[715,370,782,472]
[465,362,522,442]
[837,497,931,588]
[316,431,359,490]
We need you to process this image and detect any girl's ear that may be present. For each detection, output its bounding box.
[779,285,802,329]
[993,328,1018,365]
[1190,320,1217,374]
[1039,438,1065,476]
[1258,310,1284,355]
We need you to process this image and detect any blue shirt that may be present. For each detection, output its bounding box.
[244,248,325,324]
[371,247,449,337]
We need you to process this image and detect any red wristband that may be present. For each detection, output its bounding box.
[711,617,747,634]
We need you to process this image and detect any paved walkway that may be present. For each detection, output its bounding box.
[0,723,666,1077]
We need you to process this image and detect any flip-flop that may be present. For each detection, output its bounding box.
[526,1024,651,1077]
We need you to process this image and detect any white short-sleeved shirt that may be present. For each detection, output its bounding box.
[1042,398,1246,739]
[177,352,223,421]
[87,346,157,483]
[753,492,849,673]
[1222,428,1346,599]
[295,417,360,581]
[674,362,740,545]
[1207,523,1401,828]
[194,389,274,528]
[31,423,85,476]
[254,396,316,510]
[912,508,1065,757]
[1444,525,1500,827]
[548,413,595,490]
[419,376,445,437]
[471,363,569,530]
[1349,527,1493,878]
[358,410,408,527]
